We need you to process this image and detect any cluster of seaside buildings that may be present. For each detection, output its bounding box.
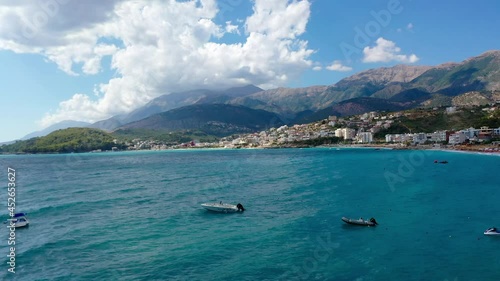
[126,139,170,150]
[212,112,404,148]
[213,112,400,148]
[220,125,499,148]
[124,106,499,150]
[385,127,500,145]
[125,124,500,150]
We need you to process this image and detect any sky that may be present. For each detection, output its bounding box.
[0,0,499,142]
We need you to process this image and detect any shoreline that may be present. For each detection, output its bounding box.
[2,143,499,156]
[339,143,500,156]
[337,143,500,152]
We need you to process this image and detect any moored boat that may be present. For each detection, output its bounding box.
[11,217,29,228]
[342,216,378,226]
[5,213,29,228]
[201,202,245,213]
[484,227,500,236]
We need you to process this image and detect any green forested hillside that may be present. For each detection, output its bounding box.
[0,128,120,153]
[120,104,284,136]
[374,107,500,139]
[400,108,499,132]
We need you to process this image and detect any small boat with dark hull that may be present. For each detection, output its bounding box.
[342,217,378,226]
[201,202,245,213]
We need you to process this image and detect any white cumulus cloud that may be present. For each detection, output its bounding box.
[326,60,352,72]
[0,0,314,127]
[225,21,240,34]
[362,37,419,63]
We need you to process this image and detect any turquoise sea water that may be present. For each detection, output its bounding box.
[0,148,499,280]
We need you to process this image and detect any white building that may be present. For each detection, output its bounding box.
[429,131,447,142]
[335,128,344,138]
[385,134,414,143]
[412,133,427,144]
[461,127,478,139]
[357,132,373,143]
[449,132,467,145]
[343,128,356,140]
[335,128,356,140]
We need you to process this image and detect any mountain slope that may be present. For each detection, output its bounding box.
[410,50,500,94]
[451,91,494,106]
[229,86,330,120]
[88,115,125,131]
[87,50,499,132]
[22,120,91,140]
[337,64,433,85]
[389,88,433,104]
[119,104,284,136]
[294,97,408,124]
[326,65,433,100]
[195,84,264,104]
[237,51,498,115]
[91,85,263,131]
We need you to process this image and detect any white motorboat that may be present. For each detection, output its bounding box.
[201,202,245,213]
[484,227,500,236]
[5,213,29,228]
[11,217,29,228]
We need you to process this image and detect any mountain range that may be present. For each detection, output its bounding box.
[22,120,91,140]
[89,85,264,131]
[119,104,284,137]
[23,50,500,140]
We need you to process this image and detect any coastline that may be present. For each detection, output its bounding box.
[2,142,499,155]
[336,143,500,155]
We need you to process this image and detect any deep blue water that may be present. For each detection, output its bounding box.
[0,148,499,280]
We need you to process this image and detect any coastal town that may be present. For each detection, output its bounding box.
[125,104,500,153]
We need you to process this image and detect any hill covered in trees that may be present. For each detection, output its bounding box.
[0,128,121,153]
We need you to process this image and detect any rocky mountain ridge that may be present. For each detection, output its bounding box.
[21,50,500,140]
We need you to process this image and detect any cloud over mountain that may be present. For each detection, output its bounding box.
[0,0,314,127]
[363,37,419,63]
[326,60,353,72]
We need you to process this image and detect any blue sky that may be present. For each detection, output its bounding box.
[0,0,499,142]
